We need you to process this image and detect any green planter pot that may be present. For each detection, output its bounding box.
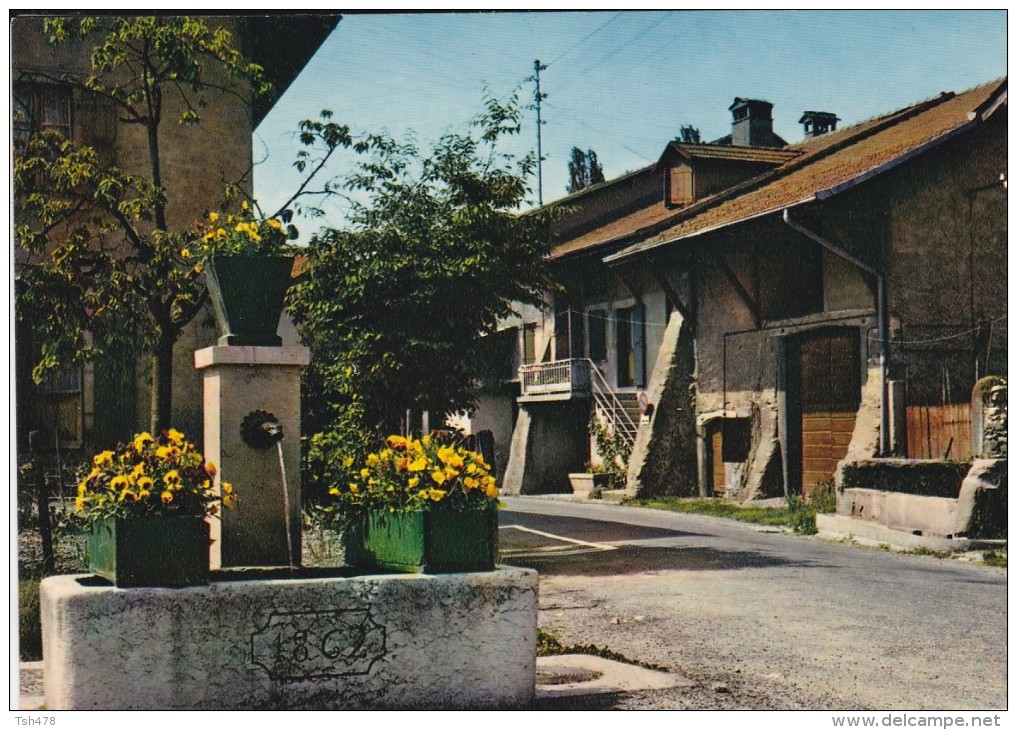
[344,508,498,574]
[204,255,295,346]
[88,516,210,587]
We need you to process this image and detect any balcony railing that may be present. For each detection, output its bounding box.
[519,358,591,398]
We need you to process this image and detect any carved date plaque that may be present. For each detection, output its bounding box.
[250,609,386,681]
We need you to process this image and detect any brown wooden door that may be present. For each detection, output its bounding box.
[710,427,726,496]
[799,330,859,495]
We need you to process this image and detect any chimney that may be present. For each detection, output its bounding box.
[799,111,839,139]
[729,98,776,147]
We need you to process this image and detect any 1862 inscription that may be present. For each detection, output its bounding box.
[250,609,386,681]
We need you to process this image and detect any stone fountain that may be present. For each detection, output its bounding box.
[40,338,537,710]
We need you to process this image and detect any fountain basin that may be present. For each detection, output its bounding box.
[41,566,538,710]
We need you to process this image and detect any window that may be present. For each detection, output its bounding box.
[522,323,537,364]
[669,166,694,206]
[33,365,83,448]
[14,83,72,147]
[587,309,606,362]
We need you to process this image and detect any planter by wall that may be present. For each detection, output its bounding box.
[568,472,609,498]
[343,507,498,573]
[204,255,295,346]
[88,515,210,587]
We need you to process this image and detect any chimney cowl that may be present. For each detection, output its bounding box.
[799,110,839,139]
[729,98,776,147]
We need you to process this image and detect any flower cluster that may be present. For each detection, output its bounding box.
[329,434,499,513]
[76,429,235,522]
[193,201,295,256]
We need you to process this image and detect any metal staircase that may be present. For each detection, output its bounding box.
[587,361,638,449]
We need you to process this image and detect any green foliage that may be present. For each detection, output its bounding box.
[536,627,670,672]
[982,550,1007,568]
[590,412,631,490]
[14,17,272,428]
[19,579,42,661]
[786,494,818,535]
[288,95,559,490]
[629,495,824,535]
[566,146,605,194]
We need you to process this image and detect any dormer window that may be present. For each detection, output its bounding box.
[668,165,694,207]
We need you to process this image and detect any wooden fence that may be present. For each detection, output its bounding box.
[905,404,972,460]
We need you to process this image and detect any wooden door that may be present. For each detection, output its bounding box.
[799,330,860,495]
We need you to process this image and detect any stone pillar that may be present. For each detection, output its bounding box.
[195,345,309,568]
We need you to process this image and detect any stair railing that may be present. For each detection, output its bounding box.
[586,359,638,448]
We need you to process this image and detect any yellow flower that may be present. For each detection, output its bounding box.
[216,228,227,238]
[138,489,151,500]
[427,489,446,502]
[266,218,283,231]
[163,470,181,487]
[161,491,174,504]
[387,435,407,449]
[93,450,114,467]
[366,453,380,467]
[360,468,371,479]
[110,475,130,489]
[408,477,420,489]
[241,200,250,211]
[137,476,154,491]
[343,456,355,468]
[180,248,191,259]
[208,211,219,222]
[431,470,447,485]
[206,461,217,478]
[349,483,359,493]
[408,455,427,472]
[328,487,341,497]
[166,428,184,445]
[223,493,237,509]
[222,482,234,495]
[193,264,204,275]
[77,481,87,497]
[464,477,479,490]
[133,432,153,452]
[75,496,86,512]
[485,484,498,499]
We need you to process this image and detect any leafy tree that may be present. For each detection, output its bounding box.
[14,17,275,432]
[678,125,701,144]
[566,146,606,194]
[288,96,559,496]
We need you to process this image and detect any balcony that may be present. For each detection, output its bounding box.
[518,358,591,401]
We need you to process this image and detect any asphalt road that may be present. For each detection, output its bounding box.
[499,497,1007,711]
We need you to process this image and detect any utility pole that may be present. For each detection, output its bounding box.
[530,59,548,205]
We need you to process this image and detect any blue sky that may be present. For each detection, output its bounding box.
[253,10,1006,227]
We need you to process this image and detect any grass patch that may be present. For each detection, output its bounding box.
[625,495,829,535]
[983,550,1007,568]
[19,579,42,661]
[537,628,669,672]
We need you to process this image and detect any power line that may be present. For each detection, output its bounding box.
[545,11,623,67]
[544,100,655,163]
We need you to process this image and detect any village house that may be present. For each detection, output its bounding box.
[464,79,1006,518]
[13,15,337,459]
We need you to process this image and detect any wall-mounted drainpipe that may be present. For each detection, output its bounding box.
[782,209,889,456]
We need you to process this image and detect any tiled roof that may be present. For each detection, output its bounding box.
[661,142,800,165]
[549,201,674,260]
[606,79,1007,262]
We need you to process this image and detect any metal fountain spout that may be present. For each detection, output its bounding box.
[240,410,285,449]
